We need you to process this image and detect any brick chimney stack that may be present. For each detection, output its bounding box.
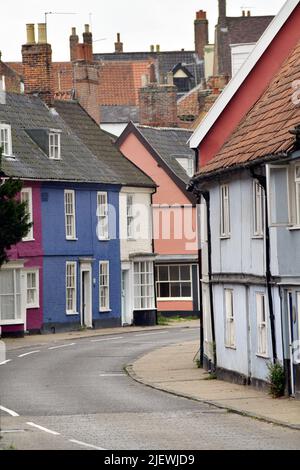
[22,23,54,106]
[194,10,209,59]
[70,27,79,61]
[115,33,123,53]
[139,80,178,128]
[218,0,227,26]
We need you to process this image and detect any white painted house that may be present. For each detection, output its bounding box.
[119,187,157,326]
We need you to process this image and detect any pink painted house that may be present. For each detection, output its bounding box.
[117,123,200,317]
[1,181,43,336]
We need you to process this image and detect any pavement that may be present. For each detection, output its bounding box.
[127,340,300,431]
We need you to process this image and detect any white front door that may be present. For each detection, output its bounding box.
[80,264,92,328]
[122,269,132,326]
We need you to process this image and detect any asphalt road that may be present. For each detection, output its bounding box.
[0,327,300,450]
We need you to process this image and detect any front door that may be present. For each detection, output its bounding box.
[122,270,132,326]
[288,291,296,396]
[81,267,92,328]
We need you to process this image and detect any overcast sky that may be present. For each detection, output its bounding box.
[1,0,287,61]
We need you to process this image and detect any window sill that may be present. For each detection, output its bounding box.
[22,238,35,243]
[27,305,40,310]
[66,238,78,241]
[220,236,231,240]
[0,320,24,326]
[252,235,264,240]
[157,298,193,302]
[99,309,112,314]
[66,312,79,316]
[99,238,110,242]
[256,353,269,359]
[225,345,237,350]
[288,226,300,231]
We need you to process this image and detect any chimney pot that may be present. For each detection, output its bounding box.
[150,45,155,53]
[38,23,47,44]
[247,10,251,16]
[85,24,90,33]
[72,27,77,36]
[26,24,36,45]
[156,44,160,53]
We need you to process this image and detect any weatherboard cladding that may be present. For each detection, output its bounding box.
[136,125,193,184]
[0,93,153,187]
[197,40,300,177]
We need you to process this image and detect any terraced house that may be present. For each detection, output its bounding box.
[189,0,300,398]
[0,24,156,336]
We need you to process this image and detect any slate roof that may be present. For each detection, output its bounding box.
[101,105,139,124]
[94,51,204,86]
[196,40,300,177]
[54,100,154,187]
[136,125,194,184]
[0,92,154,187]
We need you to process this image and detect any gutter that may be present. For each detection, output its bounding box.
[251,170,277,363]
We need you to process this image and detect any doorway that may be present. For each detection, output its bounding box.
[122,269,132,326]
[81,265,92,329]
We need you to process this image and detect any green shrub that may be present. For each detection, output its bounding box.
[267,361,285,398]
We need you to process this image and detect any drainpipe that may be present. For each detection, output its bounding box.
[151,187,158,325]
[251,171,277,363]
[193,188,204,367]
[202,190,217,371]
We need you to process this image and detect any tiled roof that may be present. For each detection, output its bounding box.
[101,105,139,124]
[94,51,204,86]
[197,40,300,176]
[98,60,154,106]
[136,125,194,184]
[0,93,154,187]
[55,100,154,187]
[6,62,24,77]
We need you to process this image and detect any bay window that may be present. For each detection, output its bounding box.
[134,262,154,310]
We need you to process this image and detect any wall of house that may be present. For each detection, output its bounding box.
[41,182,121,331]
[119,132,198,256]
[209,173,265,276]
[198,6,300,167]
[3,181,43,334]
[119,187,153,261]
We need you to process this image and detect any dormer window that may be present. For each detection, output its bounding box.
[176,156,195,177]
[0,124,12,156]
[49,132,61,160]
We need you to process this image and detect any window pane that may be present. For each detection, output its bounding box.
[158,266,169,281]
[180,266,191,281]
[159,283,170,298]
[171,283,181,298]
[170,266,180,281]
[181,283,192,297]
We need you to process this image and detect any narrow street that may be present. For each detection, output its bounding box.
[0,327,299,450]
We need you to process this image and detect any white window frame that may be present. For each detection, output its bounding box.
[256,292,268,357]
[26,270,39,309]
[64,190,77,240]
[225,289,235,349]
[134,261,155,310]
[295,165,300,227]
[176,157,195,178]
[49,132,61,160]
[99,261,110,312]
[0,268,23,325]
[21,188,34,241]
[97,192,109,240]
[66,262,77,315]
[156,264,193,301]
[220,184,231,238]
[127,194,135,240]
[253,180,264,238]
[0,123,12,156]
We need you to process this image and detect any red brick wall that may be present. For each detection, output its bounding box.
[22,43,53,106]
[73,62,101,124]
[139,84,178,127]
[194,11,209,59]
[0,62,22,93]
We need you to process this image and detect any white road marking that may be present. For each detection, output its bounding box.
[18,350,40,358]
[0,360,11,366]
[0,406,20,417]
[99,373,127,377]
[134,332,169,337]
[69,439,106,450]
[48,343,76,350]
[91,336,123,343]
[27,422,60,436]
